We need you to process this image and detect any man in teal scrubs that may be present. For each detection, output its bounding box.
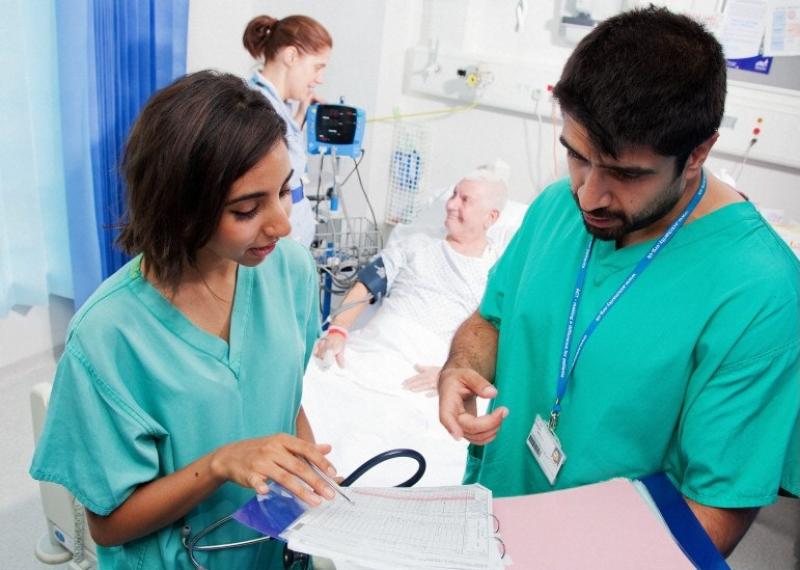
[438,7,799,557]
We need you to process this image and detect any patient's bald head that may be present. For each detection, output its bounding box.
[444,165,508,243]
[461,162,509,212]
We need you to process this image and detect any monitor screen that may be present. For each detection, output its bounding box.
[314,105,358,144]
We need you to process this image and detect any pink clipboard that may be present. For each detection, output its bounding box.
[493,478,695,569]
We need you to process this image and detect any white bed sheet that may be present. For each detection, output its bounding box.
[302,309,478,487]
[302,193,528,488]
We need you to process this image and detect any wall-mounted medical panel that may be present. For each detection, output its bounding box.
[406,47,563,117]
[715,84,800,170]
[406,46,800,170]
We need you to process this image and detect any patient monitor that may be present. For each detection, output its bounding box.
[30,382,97,569]
[306,103,366,158]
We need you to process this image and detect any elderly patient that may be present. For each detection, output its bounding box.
[302,163,508,485]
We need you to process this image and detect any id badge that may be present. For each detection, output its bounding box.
[527,414,566,485]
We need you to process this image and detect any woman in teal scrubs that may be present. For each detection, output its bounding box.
[30,71,335,569]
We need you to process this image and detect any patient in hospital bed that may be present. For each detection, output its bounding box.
[302,161,527,486]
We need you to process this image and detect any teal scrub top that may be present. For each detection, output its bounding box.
[30,239,319,569]
[467,179,800,507]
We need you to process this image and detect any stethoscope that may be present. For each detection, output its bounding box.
[182,448,426,570]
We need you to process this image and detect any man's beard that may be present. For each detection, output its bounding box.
[572,175,685,242]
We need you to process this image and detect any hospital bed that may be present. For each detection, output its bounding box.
[302,187,528,487]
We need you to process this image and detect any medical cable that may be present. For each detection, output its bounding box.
[312,150,364,219]
[551,95,560,179]
[314,153,325,217]
[181,449,426,569]
[337,183,356,241]
[338,149,365,187]
[533,98,544,193]
[317,264,359,290]
[319,282,350,297]
[366,101,478,123]
[515,0,528,32]
[352,154,384,250]
[734,138,757,183]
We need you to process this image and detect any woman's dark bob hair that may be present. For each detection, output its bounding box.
[117,70,286,288]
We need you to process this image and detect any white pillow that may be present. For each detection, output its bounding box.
[387,185,529,254]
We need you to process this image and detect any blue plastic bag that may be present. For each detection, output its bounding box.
[232,482,308,541]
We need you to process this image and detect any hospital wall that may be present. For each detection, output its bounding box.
[3,0,799,374]
[0,296,72,371]
[189,0,800,221]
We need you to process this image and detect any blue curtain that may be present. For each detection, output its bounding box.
[0,0,72,316]
[56,0,188,309]
[0,0,188,315]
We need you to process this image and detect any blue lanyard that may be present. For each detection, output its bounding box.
[549,170,707,430]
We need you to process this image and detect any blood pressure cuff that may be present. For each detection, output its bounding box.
[357,255,387,303]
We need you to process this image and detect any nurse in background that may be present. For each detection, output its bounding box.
[243,14,332,248]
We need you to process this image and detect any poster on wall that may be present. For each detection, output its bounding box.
[764,1,800,56]
[717,0,777,74]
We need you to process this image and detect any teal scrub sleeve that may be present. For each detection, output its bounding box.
[676,345,799,507]
[673,283,800,508]
[30,345,164,516]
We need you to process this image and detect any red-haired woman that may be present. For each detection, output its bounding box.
[244,14,332,248]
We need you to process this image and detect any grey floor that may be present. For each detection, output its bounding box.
[2,352,798,569]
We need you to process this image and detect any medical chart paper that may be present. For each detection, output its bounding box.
[282,484,504,570]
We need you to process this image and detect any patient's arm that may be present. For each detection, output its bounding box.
[314,282,373,366]
[328,282,372,330]
[438,312,508,443]
[685,498,759,556]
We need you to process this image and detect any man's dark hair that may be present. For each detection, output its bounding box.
[117,70,286,288]
[552,6,726,171]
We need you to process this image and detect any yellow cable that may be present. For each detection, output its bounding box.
[366,101,478,123]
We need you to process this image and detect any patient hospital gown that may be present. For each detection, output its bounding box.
[380,233,498,337]
[303,234,498,486]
